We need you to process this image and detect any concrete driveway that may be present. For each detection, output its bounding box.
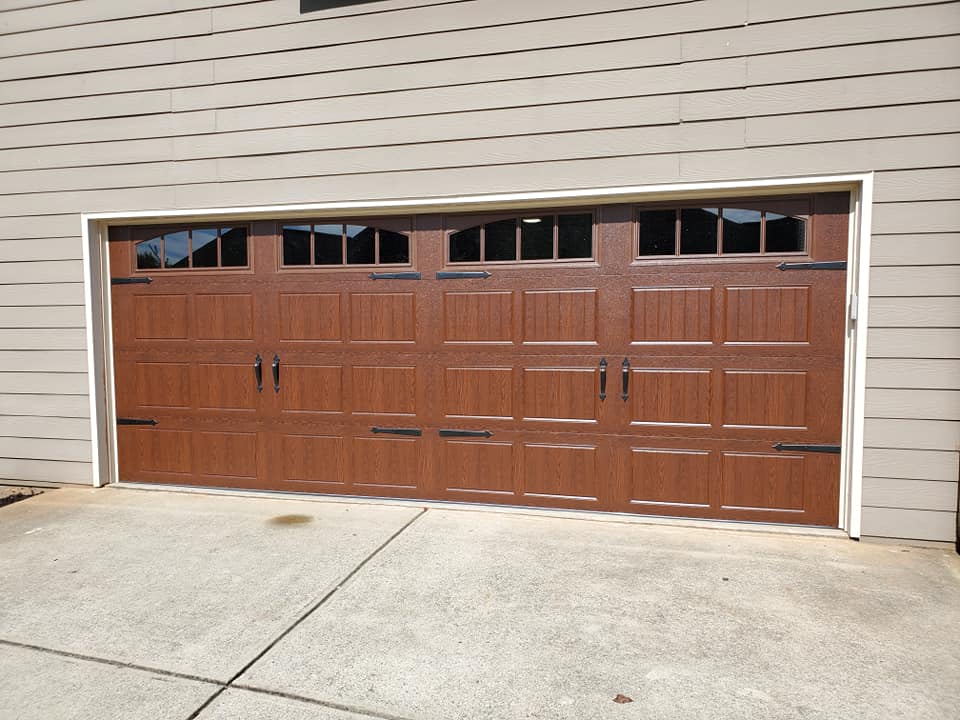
[1,487,958,720]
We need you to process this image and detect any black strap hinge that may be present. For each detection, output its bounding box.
[777,261,846,271]
[439,429,493,438]
[371,427,422,437]
[117,417,158,426]
[436,271,492,280]
[772,443,840,454]
[368,272,421,280]
[112,277,153,285]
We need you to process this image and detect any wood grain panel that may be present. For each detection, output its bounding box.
[196,363,257,411]
[725,286,810,344]
[137,429,192,475]
[442,440,514,494]
[134,362,190,409]
[351,366,416,415]
[522,368,596,422]
[280,365,343,413]
[195,431,257,480]
[522,289,597,344]
[723,370,807,429]
[630,448,711,507]
[194,294,254,341]
[522,443,599,500]
[631,369,712,426]
[281,434,345,486]
[350,292,415,343]
[279,293,341,341]
[133,295,188,339]
[721,452,804,513]
[444,367,513,419]
[352,436,420,488]
[444,291,514,344]
[631,287,712,343]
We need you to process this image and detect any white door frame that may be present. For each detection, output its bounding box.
[81,172,873,537]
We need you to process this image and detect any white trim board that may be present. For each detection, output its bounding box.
[82,172,872,537]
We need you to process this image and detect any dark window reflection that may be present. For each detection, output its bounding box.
[136,237,162,269]
[520,217,554,260]
[314,224,343,265]
[164,231,190,268]
[220,227,248,267]
[484,219,516,261]
[638,210,676,256]
[379,230,409,264]
[721,209,761,254]
[766,213,806,253]
[346,225,376,264]
[449,226,480,262]
[282,225,311,265]
[558,213,593,259]
[680,208,718,255]
[192,228,218,267]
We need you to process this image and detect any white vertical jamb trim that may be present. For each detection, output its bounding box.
[80,216,103,487]
[847,174,874,539]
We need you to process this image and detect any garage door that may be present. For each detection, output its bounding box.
[110,193,848,526]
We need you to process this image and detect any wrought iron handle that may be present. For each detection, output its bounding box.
[621,358,630,401]
[272,353,280,393]
[254,354,263,393]
[599,358,608,401]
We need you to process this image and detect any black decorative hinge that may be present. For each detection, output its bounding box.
[117,417,158,426]
[772,443,841,454]
[777,261,847,271]
[371,427,422,437]
[439,429,493,438]
[112,277,153,284]
[368,271,421,280]
[436,271,492,280]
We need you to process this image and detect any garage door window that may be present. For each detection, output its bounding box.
[135,227,248,270]
[637,203,808,258]
[282,223,410,267]
[448,213,594,264]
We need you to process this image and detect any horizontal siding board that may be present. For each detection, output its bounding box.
[0,352,87,373]
[867,329,960,360]
[872,201,960,235]
[871,234,960,268]
[0,139,176,173]
[865,389,960,421]
[0,186,177,217]
[0,372,89,394]
[679,134,960,181]
[0,89,173,128]
[0,328,87,350]
[861,507,957,542]
[0,159,219,196]
[747,0,947,22]
[0,436,91,462]
[862,448,959,482]
[870,267,960,297]
[0,457,91,484]
[0,306,86,328]
[0,215,80,240]
[0,393,90,417]
[867,359,960,390]
[682,3,960,61]
[681,69,960,122]
[0,237,83,262]
[0,416,91,440]
[747,103,960,149]
[874,169,960,203]
[0,283,84,307]
[869,297,960,328]
[0,260,83,284]
[862,477,958,512]
[864,418,960,452]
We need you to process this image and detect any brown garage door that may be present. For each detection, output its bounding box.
[110,193,847,526]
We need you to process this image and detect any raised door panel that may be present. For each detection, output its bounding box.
[352,437,421,489]
[630,369,712,426]
[133,295,189,340]
[724,286,810,344]
[444,367,513,419]
[117,427,192,480]
[722,370,807,429]
[630,448,712,508]
[522,368,597,422]
[350,293,415,343]
[280,434,345,487]
[631,287,713,344]
[280,365,344,414]
[280,293,342,342]
[196,363,258,412]
[443,291,514,344]
[134,362,191,410]
[442,440,515,495]
[194,294,255,341]
[351,366,417,416]
[720,452,804,515]
[195,431,259,482]
[522,289,597,345]
[522,443,600,501]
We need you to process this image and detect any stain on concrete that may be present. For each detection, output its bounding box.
[268,514,313,526]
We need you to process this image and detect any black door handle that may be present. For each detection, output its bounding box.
[599,358,608,401]
[272,353,280,393]
[621,358,630,401]
[254,354,263,393]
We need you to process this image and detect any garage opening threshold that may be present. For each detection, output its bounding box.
[112,482,848,539]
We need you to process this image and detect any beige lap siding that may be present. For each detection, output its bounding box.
[0,0,957,541]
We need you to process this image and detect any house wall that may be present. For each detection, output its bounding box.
[0,0,957,542]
